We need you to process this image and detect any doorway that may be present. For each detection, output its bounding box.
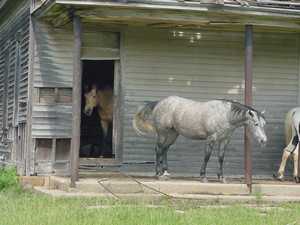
[80,60,114,159]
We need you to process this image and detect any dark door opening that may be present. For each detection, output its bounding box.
[80,60,114,158]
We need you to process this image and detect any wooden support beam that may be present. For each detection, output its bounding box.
[25,16,35,176]
[70,14,82,188]
[244,24,253,192]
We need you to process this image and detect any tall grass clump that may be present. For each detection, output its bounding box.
[0,166,20,192]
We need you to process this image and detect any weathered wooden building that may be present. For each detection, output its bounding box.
[1,0,300,184]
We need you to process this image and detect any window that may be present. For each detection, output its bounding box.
[36,139,52,161]
[55,139,70,161]
[36,87,72,104]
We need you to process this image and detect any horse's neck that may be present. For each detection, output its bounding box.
[229,110,248,127]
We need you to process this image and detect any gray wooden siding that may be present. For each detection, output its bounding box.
[0,2,30,166]
[0,3,29,127]
[32,21,73,138]
[32,105,72,138]
[252,32,299,176]
[120,28,298,177]
[33,22,74,88]
[81,25,120,59]
[32,22,119,138]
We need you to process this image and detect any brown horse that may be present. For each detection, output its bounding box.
[83,85,113,141]
[274,107,300,182]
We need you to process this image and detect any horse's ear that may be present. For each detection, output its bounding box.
[261,110,265,115]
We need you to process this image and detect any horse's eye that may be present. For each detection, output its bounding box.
[254,123,259,126]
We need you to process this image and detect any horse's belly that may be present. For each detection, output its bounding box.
[174,122,207,139]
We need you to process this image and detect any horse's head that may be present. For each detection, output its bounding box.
[83,85,97,116]
[246,109,267,146]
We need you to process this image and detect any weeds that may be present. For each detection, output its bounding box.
[0,166,21,192]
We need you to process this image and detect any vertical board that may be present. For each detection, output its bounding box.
[0,2,30,163]
[252,32,299,177]
[0,5,29,126]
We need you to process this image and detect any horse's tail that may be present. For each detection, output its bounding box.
[132,101,158,136]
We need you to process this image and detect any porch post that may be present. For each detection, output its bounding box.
[244,25,253,191]
[70,14,82,188]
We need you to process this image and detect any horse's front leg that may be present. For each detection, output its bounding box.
[161,148,170,178]
[217,139,230,183]
[200,141,214,183]
[292,146,299,183]
[155,144,163,176]
[101,120,109,139]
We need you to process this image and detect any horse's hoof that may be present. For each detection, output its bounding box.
[200,177,208,183]
[273,173,284,182]
[162,171,170,177]
[294,176,300,183]
[158,174,170,181]
[219,177,227,184]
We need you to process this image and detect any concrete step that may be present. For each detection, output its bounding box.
[252,184,300,197]
[27,176,300,200]
[33,186,300,204]
[48,176,249,195]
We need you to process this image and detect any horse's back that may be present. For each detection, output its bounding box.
[285,107,300,145]
[153,96,229,139]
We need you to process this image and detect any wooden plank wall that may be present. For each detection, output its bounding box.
[32,21,120,175]
[120,27,299,178]
[0,1,30,173]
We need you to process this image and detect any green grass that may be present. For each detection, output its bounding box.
[0,166,21,192]
[1,191,300,225]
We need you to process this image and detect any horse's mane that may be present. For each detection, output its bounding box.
[219,99,265,119]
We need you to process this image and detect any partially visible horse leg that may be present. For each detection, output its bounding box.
[292,146,299,183]
[101,120,109,139]
[155,130,178,179]
[275,149,291,181]
[155,143,163,176]
[200,141,215,183]
[274,144,295,181]
[160,131,178,179]
[217,138,230,183]
[293,123,300,183]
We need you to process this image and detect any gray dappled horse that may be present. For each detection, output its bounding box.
[133,96,267,183]
[274,107,300,183]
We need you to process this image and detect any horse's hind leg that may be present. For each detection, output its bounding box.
[292,123,300,182]
[200,141,215,183]
[161,131,178,178]
[292,146,299,183]
[274,135,296,181]
[275,150,291,181]
[155,131,178,179]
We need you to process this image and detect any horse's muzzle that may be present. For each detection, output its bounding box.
[84,109,93,116]
[259,138,267,147]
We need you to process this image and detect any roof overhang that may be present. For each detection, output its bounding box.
[31,0,300,31]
